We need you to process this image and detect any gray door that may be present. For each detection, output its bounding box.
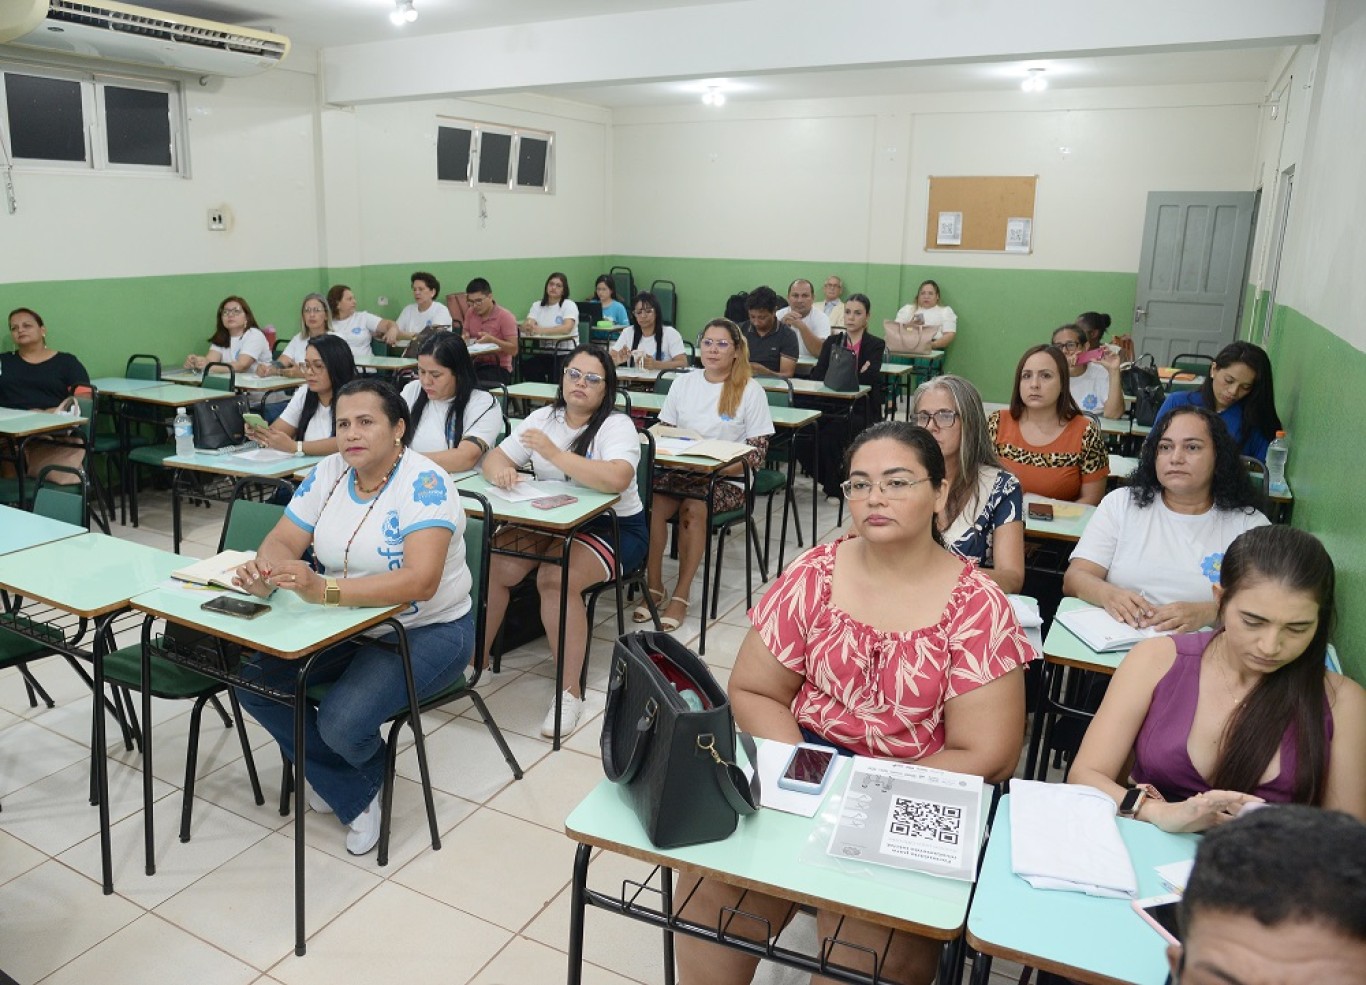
[1133,192,1257,366]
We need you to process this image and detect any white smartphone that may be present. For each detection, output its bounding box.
[1131,893,1182,945]
[776,743,838,796]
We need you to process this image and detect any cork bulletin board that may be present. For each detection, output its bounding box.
[925,175,1038,252]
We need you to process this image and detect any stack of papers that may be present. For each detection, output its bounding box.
[1010,780,1137,898]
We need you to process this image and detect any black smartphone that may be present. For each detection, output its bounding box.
[201,595,271,620]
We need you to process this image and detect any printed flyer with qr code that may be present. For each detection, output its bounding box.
[826,757,984,882]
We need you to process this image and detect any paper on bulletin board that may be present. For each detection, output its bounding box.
[936,212,963,246]
[1005,217,1032,253]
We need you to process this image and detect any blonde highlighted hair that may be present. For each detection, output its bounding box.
[701,318,753,418]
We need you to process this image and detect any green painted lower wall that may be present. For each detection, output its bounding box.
[1266,304,1366,683]
[609,256,1139,403]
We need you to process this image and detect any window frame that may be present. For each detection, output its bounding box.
[0,59,186,177]
[436,116,554,194]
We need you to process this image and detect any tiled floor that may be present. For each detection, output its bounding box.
[0,485,1024,984]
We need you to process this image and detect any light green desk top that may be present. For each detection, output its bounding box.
[883,350,944,365]
[1042,597,1127,673]
[764,377,870,401]
[159,368,304,393]
[453,473,618,531]
[565,768,983,939]
[1023,494,1096,543]
[967,794,1197,985]
[89,376,164,395]
[795,354,915,379]
[1098,416,1133,436]
[132,584,402,660]
[0,504,87,555]
[0,533,188,617]
[355,354,417,370]
[0,410,86,436]
[118,384,223,406]
[166,449,325,478]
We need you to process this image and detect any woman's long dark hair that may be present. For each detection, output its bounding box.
[410,333,480,447]
[208,296,261,347]
[552,344,618,457]
[841,421,948,549]
[628,291,665,359]
[1129,405,1263,513]
[1209,525,1334,805]
[540,272,571,308]
[1008,344,1080,421]
[296,335,356,439]
[1198,341,1282,450]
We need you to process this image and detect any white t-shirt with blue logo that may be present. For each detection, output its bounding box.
[526,299,580,351]
[285,450,472,628]
[330,311,385,361]
[658,371,774,444]
[1068,362,1112,416]
[497,405,644,517]
[1071,489,1269,607]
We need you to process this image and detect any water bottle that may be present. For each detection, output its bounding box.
[1266,430,1288,494]
[173,406,194,457]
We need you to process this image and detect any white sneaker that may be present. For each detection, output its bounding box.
[540,690,584,739]
[345,790,383,856]
[307,784,333,814]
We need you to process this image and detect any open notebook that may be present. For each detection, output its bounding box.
[1055,605,1168,652]
[171,550,256,593]
[649,425,751,463]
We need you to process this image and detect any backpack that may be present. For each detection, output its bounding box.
[723,292,749,324]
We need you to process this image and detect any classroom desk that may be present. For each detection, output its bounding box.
[966,794,1197,985]
[0,409,88,509]
[0,503,86,554]
[158,367,306,395]
[1023,494,1096,543]
[564,766,988,985]
[88,376,165,396]
[162,449,325,551]
[353,353,417,372]
[452,473,620,749]
[794,355,917,417]
[0,533,187,894]
[131,585,406,955]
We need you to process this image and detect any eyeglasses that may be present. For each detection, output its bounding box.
[1054,340,1083,352]
[563,366,606,386]
[302,306,327,315]
[633,308,653,317]
[221,307,245,316]
[840,477,930,500]
[912,410,960,429]
[700,338,733,350]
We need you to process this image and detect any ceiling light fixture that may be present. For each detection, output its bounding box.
[390,1,418,26]
[702,86,726,107]
[1021,68,1047,93]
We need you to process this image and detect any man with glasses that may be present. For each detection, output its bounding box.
[461,277,518,384]
[822,275,846,329]
[777,278,832,357]
[741,285,798,378]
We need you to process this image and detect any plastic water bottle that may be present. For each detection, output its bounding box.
[1266,430,1289,494]
[173,406,194,457]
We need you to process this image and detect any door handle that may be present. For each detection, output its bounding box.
[1134,307,1147,322]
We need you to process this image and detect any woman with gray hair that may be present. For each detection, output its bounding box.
[912,374,1025,592]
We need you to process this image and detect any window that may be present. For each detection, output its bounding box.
[436,117,553,193]
[0,62,183,174]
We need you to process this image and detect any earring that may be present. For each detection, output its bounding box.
[394,437,400,447]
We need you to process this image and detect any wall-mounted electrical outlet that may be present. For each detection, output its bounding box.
[208,208,229,231]
[377,296,389,307]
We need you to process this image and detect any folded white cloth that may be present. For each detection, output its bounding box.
[1007,595,1044,662]
[1010,780,1138,898]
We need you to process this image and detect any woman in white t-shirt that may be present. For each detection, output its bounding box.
[609,291,688,371]
[643,318,774,633]
[328,284,398,362]
[482,346,645,739]
[247,335,357,457]
[893,279,957,350]
[395,271,454,342]
[184,296,273,373]
[400,333,503,472]
[521,271,579,383]
[1065,405,1270,633]
[231,378,474,856]
[256,293,329,379]
[1053,323,1124,419]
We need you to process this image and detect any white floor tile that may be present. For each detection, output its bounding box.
[393,716,545,805]
[469,936,645,985]
[38,912,259,985]
[0,717,89,799]
[486,746,606,833]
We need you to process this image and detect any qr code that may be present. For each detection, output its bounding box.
[887,797,962,844]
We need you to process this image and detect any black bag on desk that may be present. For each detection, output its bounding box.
[821,335,860,393]
[191,394,248,450]
[1131,381,1167,428]
[601,631,760,849]
[1120,353,1161,398]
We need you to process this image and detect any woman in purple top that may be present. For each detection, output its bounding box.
[1070,526,1365,832]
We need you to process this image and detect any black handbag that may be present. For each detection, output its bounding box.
[822,335,860,393]
[191,394,248,450]
[1131,381,1167,428]
[1120,353,1161,397]
[601,631,760,848]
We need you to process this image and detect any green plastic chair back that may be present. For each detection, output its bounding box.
[220,498,285,552]
[202,365,235,392]
[125,354,161,380]
[33,483,87,527]
[458,489,493,679]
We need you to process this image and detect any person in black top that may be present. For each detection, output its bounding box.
[1,308,90,410]
[805,293,885,499]
[740,285,798,378]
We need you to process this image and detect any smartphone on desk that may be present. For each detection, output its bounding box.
[1027,502,1054,521]
[1132,893,1182,945]
[531,494,579,510]
[201,595,271,620]
[777,743,838,796]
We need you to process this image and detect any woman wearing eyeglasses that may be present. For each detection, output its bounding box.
[481,345,645,739]
[253,293,330,380]
[912,375,1025,593]
[674,421,1032,985]
[609,291,688,370]
[1053,323,1124,419]
[641,318,774,633]
[184,296,273,373]
[807,293,884,500]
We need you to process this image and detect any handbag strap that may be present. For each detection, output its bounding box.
[601,664,656,784]
[698,731,761,815]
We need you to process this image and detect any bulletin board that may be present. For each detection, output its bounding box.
[924,176,1037,253]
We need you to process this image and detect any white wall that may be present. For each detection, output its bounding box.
[611,83,1262,272]
[0,63,324,283]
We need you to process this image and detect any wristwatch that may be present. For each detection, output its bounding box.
[323,577,341,606]
[294,440,304,457]
[1119,785,1148,818]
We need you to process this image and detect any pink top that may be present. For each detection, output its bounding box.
[749,535,1034,759]
[1131,630,1334,802]
[463,303,519,371]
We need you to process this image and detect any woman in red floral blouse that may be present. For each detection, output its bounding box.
[675,420,1035,985]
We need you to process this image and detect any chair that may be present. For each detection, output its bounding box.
[201,364,236,391]
[614,386,633,415]
[1167,353,1213,389]
[478,381,512,441]
[653,369,688,395]
[707,458,766,621]
[755,378,803,572]
[609,265,635,307]
[579,432,660,690]
[650,279,677,326]
[283,489,523,866]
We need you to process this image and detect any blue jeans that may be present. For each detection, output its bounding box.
[234,612,473,824]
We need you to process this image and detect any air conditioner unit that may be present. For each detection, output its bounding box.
[0,0,290,77]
